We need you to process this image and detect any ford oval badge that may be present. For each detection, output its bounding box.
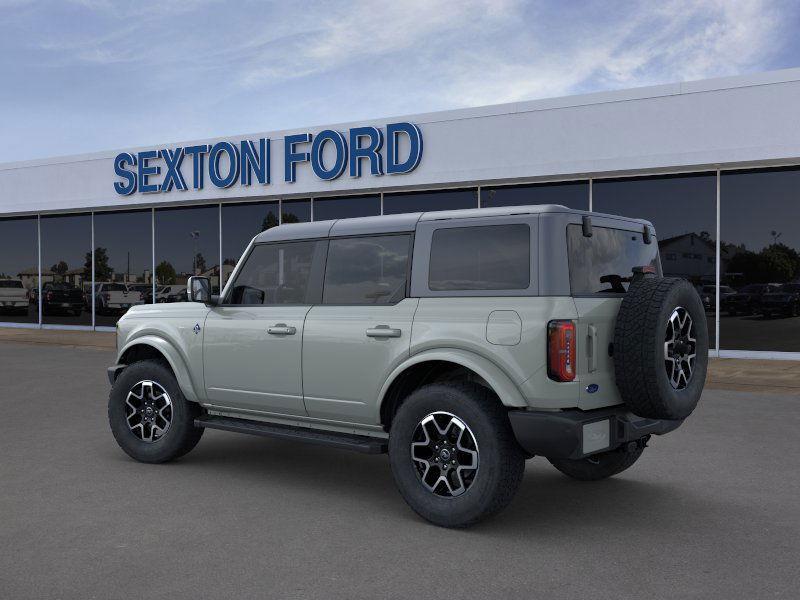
[586,383,599,394]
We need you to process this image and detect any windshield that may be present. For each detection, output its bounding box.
[780,284,800,293]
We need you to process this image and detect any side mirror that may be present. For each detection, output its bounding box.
[188,276,213,304]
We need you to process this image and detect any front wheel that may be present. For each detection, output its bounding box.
[388,382,525,528]
[108,359,204,463]
[548,443,645,481]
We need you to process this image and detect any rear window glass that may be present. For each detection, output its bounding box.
[428,224,530,291]
[0,280,23,288]
[567,224,661,294]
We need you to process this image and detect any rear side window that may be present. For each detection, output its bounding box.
[228,240,320,305]
[428,224,530,291]
[323,235,410,305]
[567,224,661,294]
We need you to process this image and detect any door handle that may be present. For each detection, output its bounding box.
[268,323,296,335]
[587,325,598,373]
[366,325,402,338]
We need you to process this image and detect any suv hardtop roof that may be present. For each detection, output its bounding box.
[253,204,653,243]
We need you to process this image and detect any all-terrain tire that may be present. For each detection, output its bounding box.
[388,382,525,528]
[108,359,204,463]
[548,445,645,481]
[614,277,708,420]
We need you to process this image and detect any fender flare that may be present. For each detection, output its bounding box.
[377,348,528,418]
[118,335,202,403]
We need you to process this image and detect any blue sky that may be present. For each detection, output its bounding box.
[1,0,798,163]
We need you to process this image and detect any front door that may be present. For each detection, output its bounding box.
[203,239,326,417]
[302,234,415,424]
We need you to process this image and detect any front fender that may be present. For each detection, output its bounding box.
[377,348,528,419]
[118,334,203,403]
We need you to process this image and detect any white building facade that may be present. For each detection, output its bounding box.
[2,68,800,359]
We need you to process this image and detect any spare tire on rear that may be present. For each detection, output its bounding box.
[613,277,708,420]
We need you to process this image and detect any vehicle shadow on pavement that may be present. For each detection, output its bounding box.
[118,430,743,537]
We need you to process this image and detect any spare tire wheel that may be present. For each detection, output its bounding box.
[613,277,708,420]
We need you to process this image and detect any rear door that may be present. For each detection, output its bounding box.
[302,234,416,424]
[566,218,661,410]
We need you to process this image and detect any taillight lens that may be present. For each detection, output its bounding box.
[46,291,53,302]
[548,320,576,382]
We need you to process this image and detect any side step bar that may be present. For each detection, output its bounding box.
[195,415,388,455]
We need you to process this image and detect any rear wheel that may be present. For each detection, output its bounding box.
[388,382,524,528]
[548,442,646,481]
[108,359,204,463]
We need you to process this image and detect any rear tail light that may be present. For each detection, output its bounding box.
[103,293,110,302]
[46,291,53,302]
[548,320,576,382]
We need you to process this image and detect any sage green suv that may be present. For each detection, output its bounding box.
[107,204,707,527]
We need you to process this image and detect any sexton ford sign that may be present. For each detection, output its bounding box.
[112,122,423,196]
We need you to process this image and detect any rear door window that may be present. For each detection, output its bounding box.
[323,235,410,305]
[567,224,661,294]
[428,224,530,291]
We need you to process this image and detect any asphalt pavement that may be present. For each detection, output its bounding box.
[1,341,798,599]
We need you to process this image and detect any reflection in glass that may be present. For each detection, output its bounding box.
[313,195,381,221]
[282,199,311,224]
[594,173,717,346]
[481,181,589,210]
[40,214,92,325]
[93,210,153,327]
[720,168,800,351]
[383,189,478,215]
[0,217,39,324]
[323,235,410,304]
[221,201,279,286]
[155,205,219,300]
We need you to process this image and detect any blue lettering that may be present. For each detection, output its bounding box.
[137,150,161,193]
[113,152,137,195]
[159,147,187,192]
[386,122,423,175]
[284,133,311,183]
[349,127,384,177]
[311,130,347,181]
[209,142,240,188]
[183,145,210,190]
[240,138,269,186]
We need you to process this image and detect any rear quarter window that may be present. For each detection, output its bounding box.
[567,224,661,295]
[428,224,530,291]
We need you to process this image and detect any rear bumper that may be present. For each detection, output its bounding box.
[508,406,683,460]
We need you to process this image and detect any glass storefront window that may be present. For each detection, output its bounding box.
[155,205,220,300]
[282,199,311,224]
[481,181,589,210]
[593,173,718,347]
[0,217,39,324]
[313,195,381,221]
[221,201,279,286]
[40,214,92,325]
[93,210,153,327]
[383,189,478,215]
[720,168,800,352]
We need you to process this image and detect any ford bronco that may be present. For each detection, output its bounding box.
[108,205,707,527]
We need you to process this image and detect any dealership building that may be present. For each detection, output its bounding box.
[1,68,800,359]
